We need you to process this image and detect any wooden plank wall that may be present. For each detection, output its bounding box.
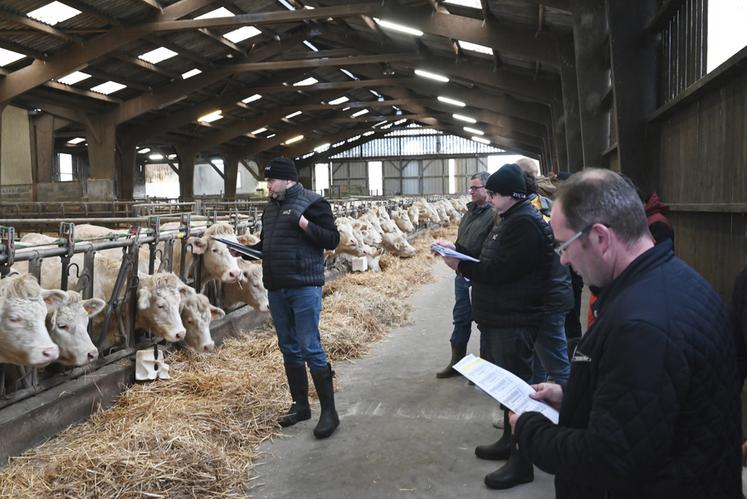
[651,69,747,297]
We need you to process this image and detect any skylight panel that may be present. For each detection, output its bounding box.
[181,68,202,79]
[138,147,151,154]
[285,111,302,119]
[266,133,276,139]
[195,7,234,19]
[314,143,330,153]
[224,26,262,43]
[293,77,319,86]
[168,154,177,160]
[458,40,494,55]
[444,0,482,8]
[277,0,296,10]
[302,152,314,159]
[251,127,268,135]
[339,68,358,80]
[347,135,361,143]
[57,71,90,85]
[351,109,369,118]
[27,2,80,26]
[242,94,262,104]
[197,110,223,123]
[149,153,164,161]
[373,18,424,37]
[66,137,85,145]
[139,47,178,64]
[394,118,407,125]
[0,48,27,67]
[328,96,349,105]
[363,131,375,136]
[90,81,126,95]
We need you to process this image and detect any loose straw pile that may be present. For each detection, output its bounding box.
[0,226,456,498]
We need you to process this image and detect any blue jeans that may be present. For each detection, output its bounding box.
[268,286,328,369]
[531,312,571,385]
[479,325,535,384]
[451,275,473,346]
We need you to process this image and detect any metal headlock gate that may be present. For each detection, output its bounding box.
[0,195,457,410]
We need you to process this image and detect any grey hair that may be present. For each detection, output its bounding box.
[471,171,491,184]
[555,168,649,245]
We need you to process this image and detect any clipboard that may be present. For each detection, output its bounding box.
[211,236,263,260]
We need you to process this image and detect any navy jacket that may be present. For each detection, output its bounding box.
[516,241,742,499]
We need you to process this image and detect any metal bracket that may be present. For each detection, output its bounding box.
[0,226,16,278]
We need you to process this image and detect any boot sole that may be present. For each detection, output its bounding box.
[279,409,311,428]
[475,448,510,461]
[484,474,534,490]
[436,370,459,379]
[313,420,339,439]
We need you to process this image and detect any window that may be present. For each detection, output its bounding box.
[314,163,330,195]
[448,159,456,194]
[368,161,383,196]
[708,0,747,72]
[58,153,73,181]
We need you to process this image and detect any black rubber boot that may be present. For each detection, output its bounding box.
[484,444,534,489]
[475,411,511,460]
[436,343,467,378]
[278,363,311,428]
[310,363,340,439]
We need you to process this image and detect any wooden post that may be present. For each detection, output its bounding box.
[175,146,195,201]
[224,152,239,199]
[571,0,611,166]
[557,35,584,171]
[606,0,658,193]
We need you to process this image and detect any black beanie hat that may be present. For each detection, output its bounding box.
[264,157,298,181]
[485,163,527,199]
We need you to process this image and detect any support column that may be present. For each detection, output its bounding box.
[117,136,136,200]
[85,117,117,199]
[32,114,54,184]
[550,99,567,172]
[572,0,611,167]
[557,36,584,171]
[224,152,239,199]
[175,146,195,201]
[606,0,658,193]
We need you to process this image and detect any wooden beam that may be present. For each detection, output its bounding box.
[0,0,216,103]
[0,8,78,43]
[132,0,163,11]
[225,52,419,73]
[134,4,380,32]
[556,35,583,171]
[111,54,181,79]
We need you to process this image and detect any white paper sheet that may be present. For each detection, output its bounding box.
[453,354,559,424]
[430,243,480,263]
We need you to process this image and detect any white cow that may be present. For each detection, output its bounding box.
[180,293,224,352]
[223,260,269,313]
[381,232,417,258]
[48,290,104,366]
[0,273,64,367]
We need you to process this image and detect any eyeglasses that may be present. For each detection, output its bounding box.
[554,224,594,256]
[468,185,485,192]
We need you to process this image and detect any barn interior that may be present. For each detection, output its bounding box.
[0,0,745,496]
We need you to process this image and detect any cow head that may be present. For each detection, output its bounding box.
[382,233,417,258]
[180,293,223,352]
[189,223,243,284]
[0,274,63,367]
[237,262,269,312]
[335,221,361,256]
[47,290,104,366]
[137,273,194,342]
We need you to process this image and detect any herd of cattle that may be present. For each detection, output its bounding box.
[0,196,469,384]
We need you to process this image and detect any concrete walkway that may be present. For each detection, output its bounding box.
[252,262,555,499]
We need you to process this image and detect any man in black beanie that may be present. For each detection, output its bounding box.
[239,157,341,439]
[440,162,555,490]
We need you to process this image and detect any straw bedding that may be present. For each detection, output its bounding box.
[0,226,456,498]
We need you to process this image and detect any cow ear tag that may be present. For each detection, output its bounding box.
[135,345,171,380]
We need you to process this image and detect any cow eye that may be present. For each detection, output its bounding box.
[157,302,165,309]
[212,248,218,253]
[8,316,21,323]
[57,323,69,331]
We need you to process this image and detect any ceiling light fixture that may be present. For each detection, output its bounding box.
[437,96,466,107]
[373,18,424,37]
[453,113,477,124]
[414,69,449,83]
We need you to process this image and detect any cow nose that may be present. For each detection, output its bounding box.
[42,346,59,359]
[175,330,185,340]
[87,349,99,361]
[203,342,215,352]
[228,269,241,281]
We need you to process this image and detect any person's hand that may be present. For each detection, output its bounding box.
[298,214,309,231]
[434,239,455,250]
[529,382,564,411]
[442,256,460,270]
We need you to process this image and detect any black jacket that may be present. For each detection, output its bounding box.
[454,201,496,258]
[252,183,339,290]
[458,199,554,328]
[516,241,742,499]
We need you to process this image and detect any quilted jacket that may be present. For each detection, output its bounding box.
[516,240,742,499]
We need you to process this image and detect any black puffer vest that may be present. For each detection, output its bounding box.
[261,183,325,290]
[472,200,555,327]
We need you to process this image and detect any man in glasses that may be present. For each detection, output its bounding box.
[510,168,741,498]
[434,171,495,378]
[440,163,555,490]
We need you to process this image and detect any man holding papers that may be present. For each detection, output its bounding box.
[510,169,741,499]
[239,157,341,440]
[440,163,555,490]
[433,171,495,379]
